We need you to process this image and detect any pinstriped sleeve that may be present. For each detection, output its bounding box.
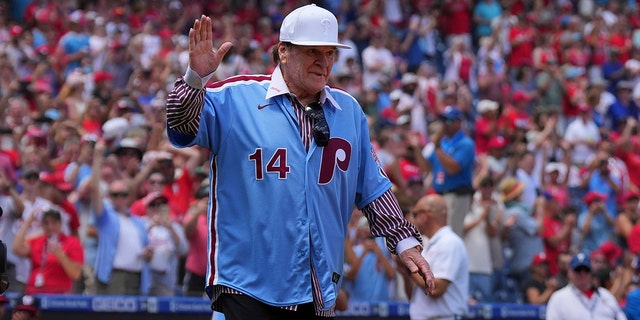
[166,77,206,136]
[362,189,423,255]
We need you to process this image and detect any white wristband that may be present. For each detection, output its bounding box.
[184,66,216,89]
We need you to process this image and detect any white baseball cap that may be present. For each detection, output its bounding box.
[477,99,499,113]
[279,4,351,49]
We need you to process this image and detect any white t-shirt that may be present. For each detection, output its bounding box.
[463,200,493,275]
[564,118,600,166]
[112,215,144,272]
[410,226,469,319]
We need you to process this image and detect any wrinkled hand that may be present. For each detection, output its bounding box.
[189,15,233,77]
[398,247,435,295]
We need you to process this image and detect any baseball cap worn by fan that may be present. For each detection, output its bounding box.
[488,136,507,149]
[279,4,351,49]
[584,191,607,206]
[477,99,499,114]
[531,252,549,265]
[598,241,622,267]
[570,253,591,271]
[13,294,39,314]
[621,190,640,203]
[438,106,463,121]
[40,171,74,192]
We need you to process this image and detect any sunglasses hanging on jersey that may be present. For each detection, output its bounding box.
[304,102,330,147]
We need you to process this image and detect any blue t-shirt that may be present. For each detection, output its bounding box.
[473,1,502,37]
[427,130,475,193]
[578,208,613,255]
[588,170,620,217]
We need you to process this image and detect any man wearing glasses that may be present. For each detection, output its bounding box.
[165,4,434,319]
[89,140,152,296]
[403,194,469,320]
[546,253,627,319]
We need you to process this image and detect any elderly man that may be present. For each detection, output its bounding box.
[165,4,434,319]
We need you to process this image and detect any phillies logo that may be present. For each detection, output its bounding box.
[318,138,351,184]
[320,19,331,36]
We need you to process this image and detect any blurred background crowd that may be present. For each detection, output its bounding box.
[0,0,639,316]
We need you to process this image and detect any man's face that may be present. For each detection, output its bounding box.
[443,119,461,136]
[280,44,336,101]
[570,266,593,291]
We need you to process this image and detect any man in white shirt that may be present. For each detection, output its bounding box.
[564,105,601,167]
[403,194,469,320]
[546,252,627,320]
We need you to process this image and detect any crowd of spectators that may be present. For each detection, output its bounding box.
[0,0,639,316]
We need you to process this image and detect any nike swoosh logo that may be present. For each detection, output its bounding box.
[258,103,272,110]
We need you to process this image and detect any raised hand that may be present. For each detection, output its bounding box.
[189,15,233,78]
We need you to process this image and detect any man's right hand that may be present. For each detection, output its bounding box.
[189,15,233,78]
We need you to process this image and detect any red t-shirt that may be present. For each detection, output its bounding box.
[26,233,84,294]
[163,167,195,222]
[562,82,583,117]
[58,200,80,235]
[475,116,504,154]
[508,26,535,67]
[609,34,632,63]
[441,0,471,35]
[184,212,209,276]
[542,215,569,276]
[617,150,640,189]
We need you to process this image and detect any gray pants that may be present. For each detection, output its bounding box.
[97,269,141,295]
[443,193,472,237]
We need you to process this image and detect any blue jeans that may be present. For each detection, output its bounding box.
[469,273,494,302]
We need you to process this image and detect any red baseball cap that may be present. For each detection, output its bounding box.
[512,91,530,103]
[9,25,23,37]
[488,136,507,149]
[584,191,607,206]
[94,71,114,83]
[622,191,640,203]
[531,252,548,265]
[39,171,74,192]
[599,241,622,266]
[13,294,38,314]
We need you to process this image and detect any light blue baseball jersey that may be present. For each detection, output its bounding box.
[168,66,392,310]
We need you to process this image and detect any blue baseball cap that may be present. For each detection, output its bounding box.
[438,106,463,121]
[570,252,591,271]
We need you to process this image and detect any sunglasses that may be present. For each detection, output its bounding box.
[304,102,330,147]
[23,175,39,182]
[148,201,167,208]
[573,267,591,274]
[110,191,128,198]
